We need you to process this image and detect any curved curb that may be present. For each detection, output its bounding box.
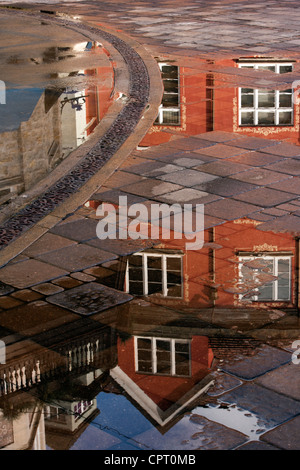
[0,9,163,266]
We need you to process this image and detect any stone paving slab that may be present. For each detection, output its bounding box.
[193,143,250,159]
[0,259,69,289]
[134,413,248,450]
[230,168,290,186]
[46,282,133,315]
[167,156,212,168]
[265,159,300,176]
[202,198,260,220]
[104,171,146,189]
[260,415,300,450]
[195,178,257,197]
[196,160,251,177]
[50,218,99,242]
[156,188,220,204]
[220,382,300,430]
[220,345,291,380]
[91,189,147,206]
[124,160,184,176]
[259,142,300,158]
[166,137,217,151]
[149,151,218,165]
[267,176,300,195]
[207,372,243,397]
[31,283,65,296]
[256,214,300,234]
[85,237,156,256]
[255,362,300,401]
[120,179,183,198]
[225,136,279,151]
[36,244,118,272]
[228,151,286,167]
[10,289,43,302]
[233,187,296,208]
[194,131,240,143]
[158,169,218,186]
[23,233,77,257]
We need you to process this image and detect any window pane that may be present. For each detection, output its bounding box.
[161,65,178,79]
[128,255,142,267]
[280,65,293,73]
[147,256,162,269]
[162,93,179,107]
[162,110,180,124]
[258,111,275,125]
[129,281,144,295]
[148,269,162,282]
[258,65,276,72]
[129,267,143,281]
[167,257,181,271]
[156,340,171,374]
[167,284,182,297]
[138,338,151,350]
[279,111,292,125]
[277,285,290,300]
[278,259,290,273]
[241,111,254,125]
[137,338,152,373]
[148,283,163,295]
[163,80,179,93]
[258,91,275,107]
[175,342,190,376]
[279,92,292,107]
[241,93,254,107]
[175,342,189,354]
[241,88,254,93]
[257,283,273,300]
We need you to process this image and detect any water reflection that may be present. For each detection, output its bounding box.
[141,56,300,147]
[0,214,299,449]
[0,40,113,205]
[0,16,300,450]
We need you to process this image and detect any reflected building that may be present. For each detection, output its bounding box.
[0,304,119,449]
[90,218,298,314]
[111,309,214,431]
[140,57,300,147]
[0,42,113,205]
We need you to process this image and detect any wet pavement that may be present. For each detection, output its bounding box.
[0,0,300,453]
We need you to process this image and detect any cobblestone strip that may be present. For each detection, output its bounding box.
[0,13,150,250]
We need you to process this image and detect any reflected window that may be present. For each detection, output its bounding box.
[135,336,191,376]
[238,62,294,126]
[45,405,67,424]
[126,252,183,297]
[155,64,180,125]
[239,255,292,301]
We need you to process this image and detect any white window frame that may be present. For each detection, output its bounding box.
[125,252,183,298]
[238,255,292,301]
[238,62,294,127]
[155,63,180,126]
[134,336,191,377]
